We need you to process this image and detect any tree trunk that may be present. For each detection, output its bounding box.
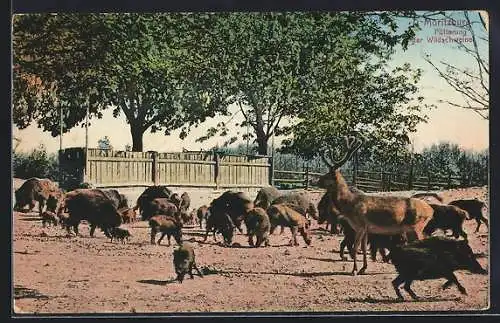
[256,135,268,155]
[130,124,144,152]
[254,108,268,155]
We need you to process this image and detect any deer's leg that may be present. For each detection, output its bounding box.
[290,226,299,246]
[351,230,365,275]
[358,232,368,275]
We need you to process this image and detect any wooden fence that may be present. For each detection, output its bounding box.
[59,147,483,192]
[59,148,270,190]
[273,167,464,192]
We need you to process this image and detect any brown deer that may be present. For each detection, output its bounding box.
[317,135,435,275]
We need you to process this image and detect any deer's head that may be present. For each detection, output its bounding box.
[317,135,364,190]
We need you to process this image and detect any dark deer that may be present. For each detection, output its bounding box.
[317,135,435,275]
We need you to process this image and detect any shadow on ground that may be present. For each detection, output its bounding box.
[137,278,180,286]
[14,286,49,300]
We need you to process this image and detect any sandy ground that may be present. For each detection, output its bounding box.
[12,183,489,314]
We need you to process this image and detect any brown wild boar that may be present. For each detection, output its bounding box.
[149,215,183,246]
[118,207,137,224]
[266,204,312,246]
[180,192,191,212]
[196,205,209,229]
[245,207,271,247]
[173,242,203,283]
[14,178,61,215]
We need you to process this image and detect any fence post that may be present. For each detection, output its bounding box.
[387,173,392,191]
[152,151,158,185]
[408,158,414,190]
[352,151,358,187]
[427,172,431,191]
[447,172,452,189]
[268,156,274,186]
[214,152,220,189]
[305,164,310,190]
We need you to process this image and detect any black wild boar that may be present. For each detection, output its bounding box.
[245,207,271,247]
[149,215,183,246]
[389,236,488,301]
[266,204,312,246]
[59,189,122,237]
[109,227,132,244]
[424,204,468,240]
[41,211,59,227]
[169,193,182,208]
[101,189,129,209]
[448,199,488,233]
[203,210,235,246]
[133,186,173,219]
[173,242,203,283]
[45,194,60,213]
[317,192,342,234]
[209,191,254,234]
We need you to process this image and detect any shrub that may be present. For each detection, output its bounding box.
[12,144,59,181]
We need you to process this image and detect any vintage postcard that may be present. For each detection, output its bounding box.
[12,9,489,315]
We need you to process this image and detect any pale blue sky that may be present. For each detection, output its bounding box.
[12,11,489,154]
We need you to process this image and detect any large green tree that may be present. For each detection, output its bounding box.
[280,60,431,163]
[195,12,420,155]
[13,13,226,151]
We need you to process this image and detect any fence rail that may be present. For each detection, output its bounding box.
[59,148,270,190]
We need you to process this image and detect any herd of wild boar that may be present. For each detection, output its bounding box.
[14,172,489,301]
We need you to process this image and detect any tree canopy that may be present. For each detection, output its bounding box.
[194,12,422,155]
[13,12,428,156]
[13,13,227,151]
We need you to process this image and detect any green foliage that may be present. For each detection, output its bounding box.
[281,62,431,163]
[12,144,59,180]
[414,142,488,186]
[13,13,228,151]
[193,12,422,154]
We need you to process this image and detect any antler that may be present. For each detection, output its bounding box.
[321,134,365,171]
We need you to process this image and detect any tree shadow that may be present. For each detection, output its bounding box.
[18,218,42,222]
[305,256,347,263]
[14,286,49,300]
[14,250,40,255]
[137,278,178,286]
[346,296,461,304]
[200,267,380,277]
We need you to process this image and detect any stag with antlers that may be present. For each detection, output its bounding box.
[317,135,435,275]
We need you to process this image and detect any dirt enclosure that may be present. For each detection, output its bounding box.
[12,183,489,314]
